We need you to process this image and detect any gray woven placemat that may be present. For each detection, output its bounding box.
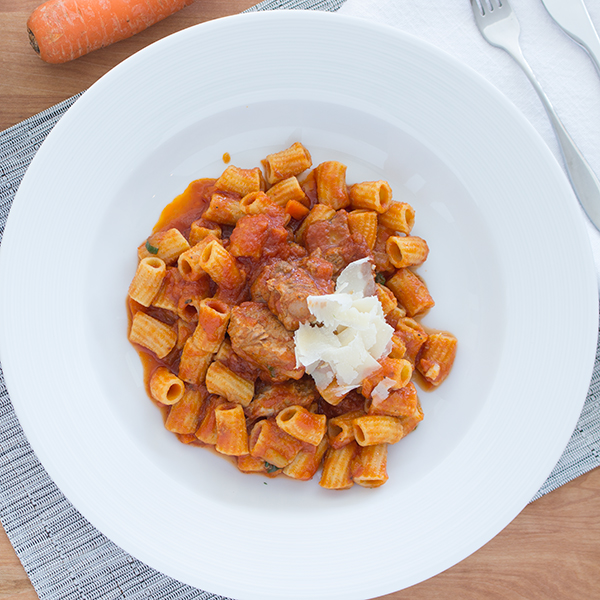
[0,0,599,598]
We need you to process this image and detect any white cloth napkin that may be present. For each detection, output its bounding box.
[338,0,600,282]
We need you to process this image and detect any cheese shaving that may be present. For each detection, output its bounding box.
[294,258,394,390]
[371,377,398,404]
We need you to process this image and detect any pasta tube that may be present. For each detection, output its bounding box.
[379,201,415,234]
[195,395,228,444]
[352,444,388,488]
[266,176,308,207]
[375,282,398,315]
[262,142,312,185]
[240,191,277,215]
[386,236,429,268]
[352,415,405,446]
[294,203,336,243]
[149,367,185,406]
[417,331,457,386]
[215,165,264,196]
[205,361,254,407]
[128,257,166,307]
[189,222,221,246]
[319,441,359,490]
[316,161,350,210]
[203,193,245,226]
[177,235,220,282]
[138,228,190,265]
[283,437,328,481]
[349,180,392,213]
[215,404,249,456]
[386,268,435,317]
[347,209,378,249]
[237,454,269,473]
[165,387,206,435]
[368,382,420,418]
[328,410,364,449]
[249,418,303,469]
[129,312,176,359]
[276,405,327,446]
[199,240,245,288]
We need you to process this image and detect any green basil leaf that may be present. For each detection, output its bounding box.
[145,239,159,255]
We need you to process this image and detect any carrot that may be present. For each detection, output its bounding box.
[27,0,195,64]
[285,199,310,221]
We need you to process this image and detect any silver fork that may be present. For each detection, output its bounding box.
[470,0,600,231]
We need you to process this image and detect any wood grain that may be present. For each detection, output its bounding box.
[0,0,257,131]
[1,469,599,599]
[1,1,600,599]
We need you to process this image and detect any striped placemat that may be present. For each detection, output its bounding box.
[1,0,599,598]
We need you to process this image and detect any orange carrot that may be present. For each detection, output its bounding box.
[27,0,195,64]
[285,199,310,221]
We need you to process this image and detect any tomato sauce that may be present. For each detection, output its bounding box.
[153,179,216,235]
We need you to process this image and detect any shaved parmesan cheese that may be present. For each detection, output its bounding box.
[294,259,394,390]
[371,377,397,404]
[335,257,376,297]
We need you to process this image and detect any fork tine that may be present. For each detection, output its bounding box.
[470,0,482,16]
[471,0,486,17]
[475,0,503,17]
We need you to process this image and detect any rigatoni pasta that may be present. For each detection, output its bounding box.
[127,142,456,490]
[348,209,378,249]
[215,165,264,196]
[164,387,206,434]
[129,311,176,359]
[320,442,359,490]
[203,193,245,226]
[138,228,190,265]
[215,404,249,456]
[265,176,308,207]
[149,367,185,406]
[262,142,312,185]
[205,360,255,407]
[128,257,166,307]
[249,418,303,468]
[198,240,245,288]
[276,405,327,446]
[316,161,351,210]
[386,235,429,268]
[349,180,392,213]
[378,201,415,234]
[352,444,389,488]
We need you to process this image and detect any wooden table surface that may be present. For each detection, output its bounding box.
[1,1,600,599]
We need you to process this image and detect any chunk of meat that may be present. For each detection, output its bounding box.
[228,302,305,382]
[228,213,291,261]
[251,253,334,331]
[317,390,366,419]
[304,210,372,274]
[245,378,318,420]
[371,226,395,274]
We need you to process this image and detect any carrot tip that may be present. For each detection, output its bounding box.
[27,27,40,55]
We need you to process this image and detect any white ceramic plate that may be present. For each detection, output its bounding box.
[0,11,597,600]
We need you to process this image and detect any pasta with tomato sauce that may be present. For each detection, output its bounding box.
[127,143,457,489]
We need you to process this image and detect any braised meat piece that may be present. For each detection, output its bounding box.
[228,302,305,382]
[251,253,334,331]
[304,210,372,274]
[245,378,318,420]
[228,213,291,261]
[371,226,395,274]
[317,390,366,419]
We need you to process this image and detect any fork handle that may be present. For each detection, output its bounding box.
[509,46,600,230]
